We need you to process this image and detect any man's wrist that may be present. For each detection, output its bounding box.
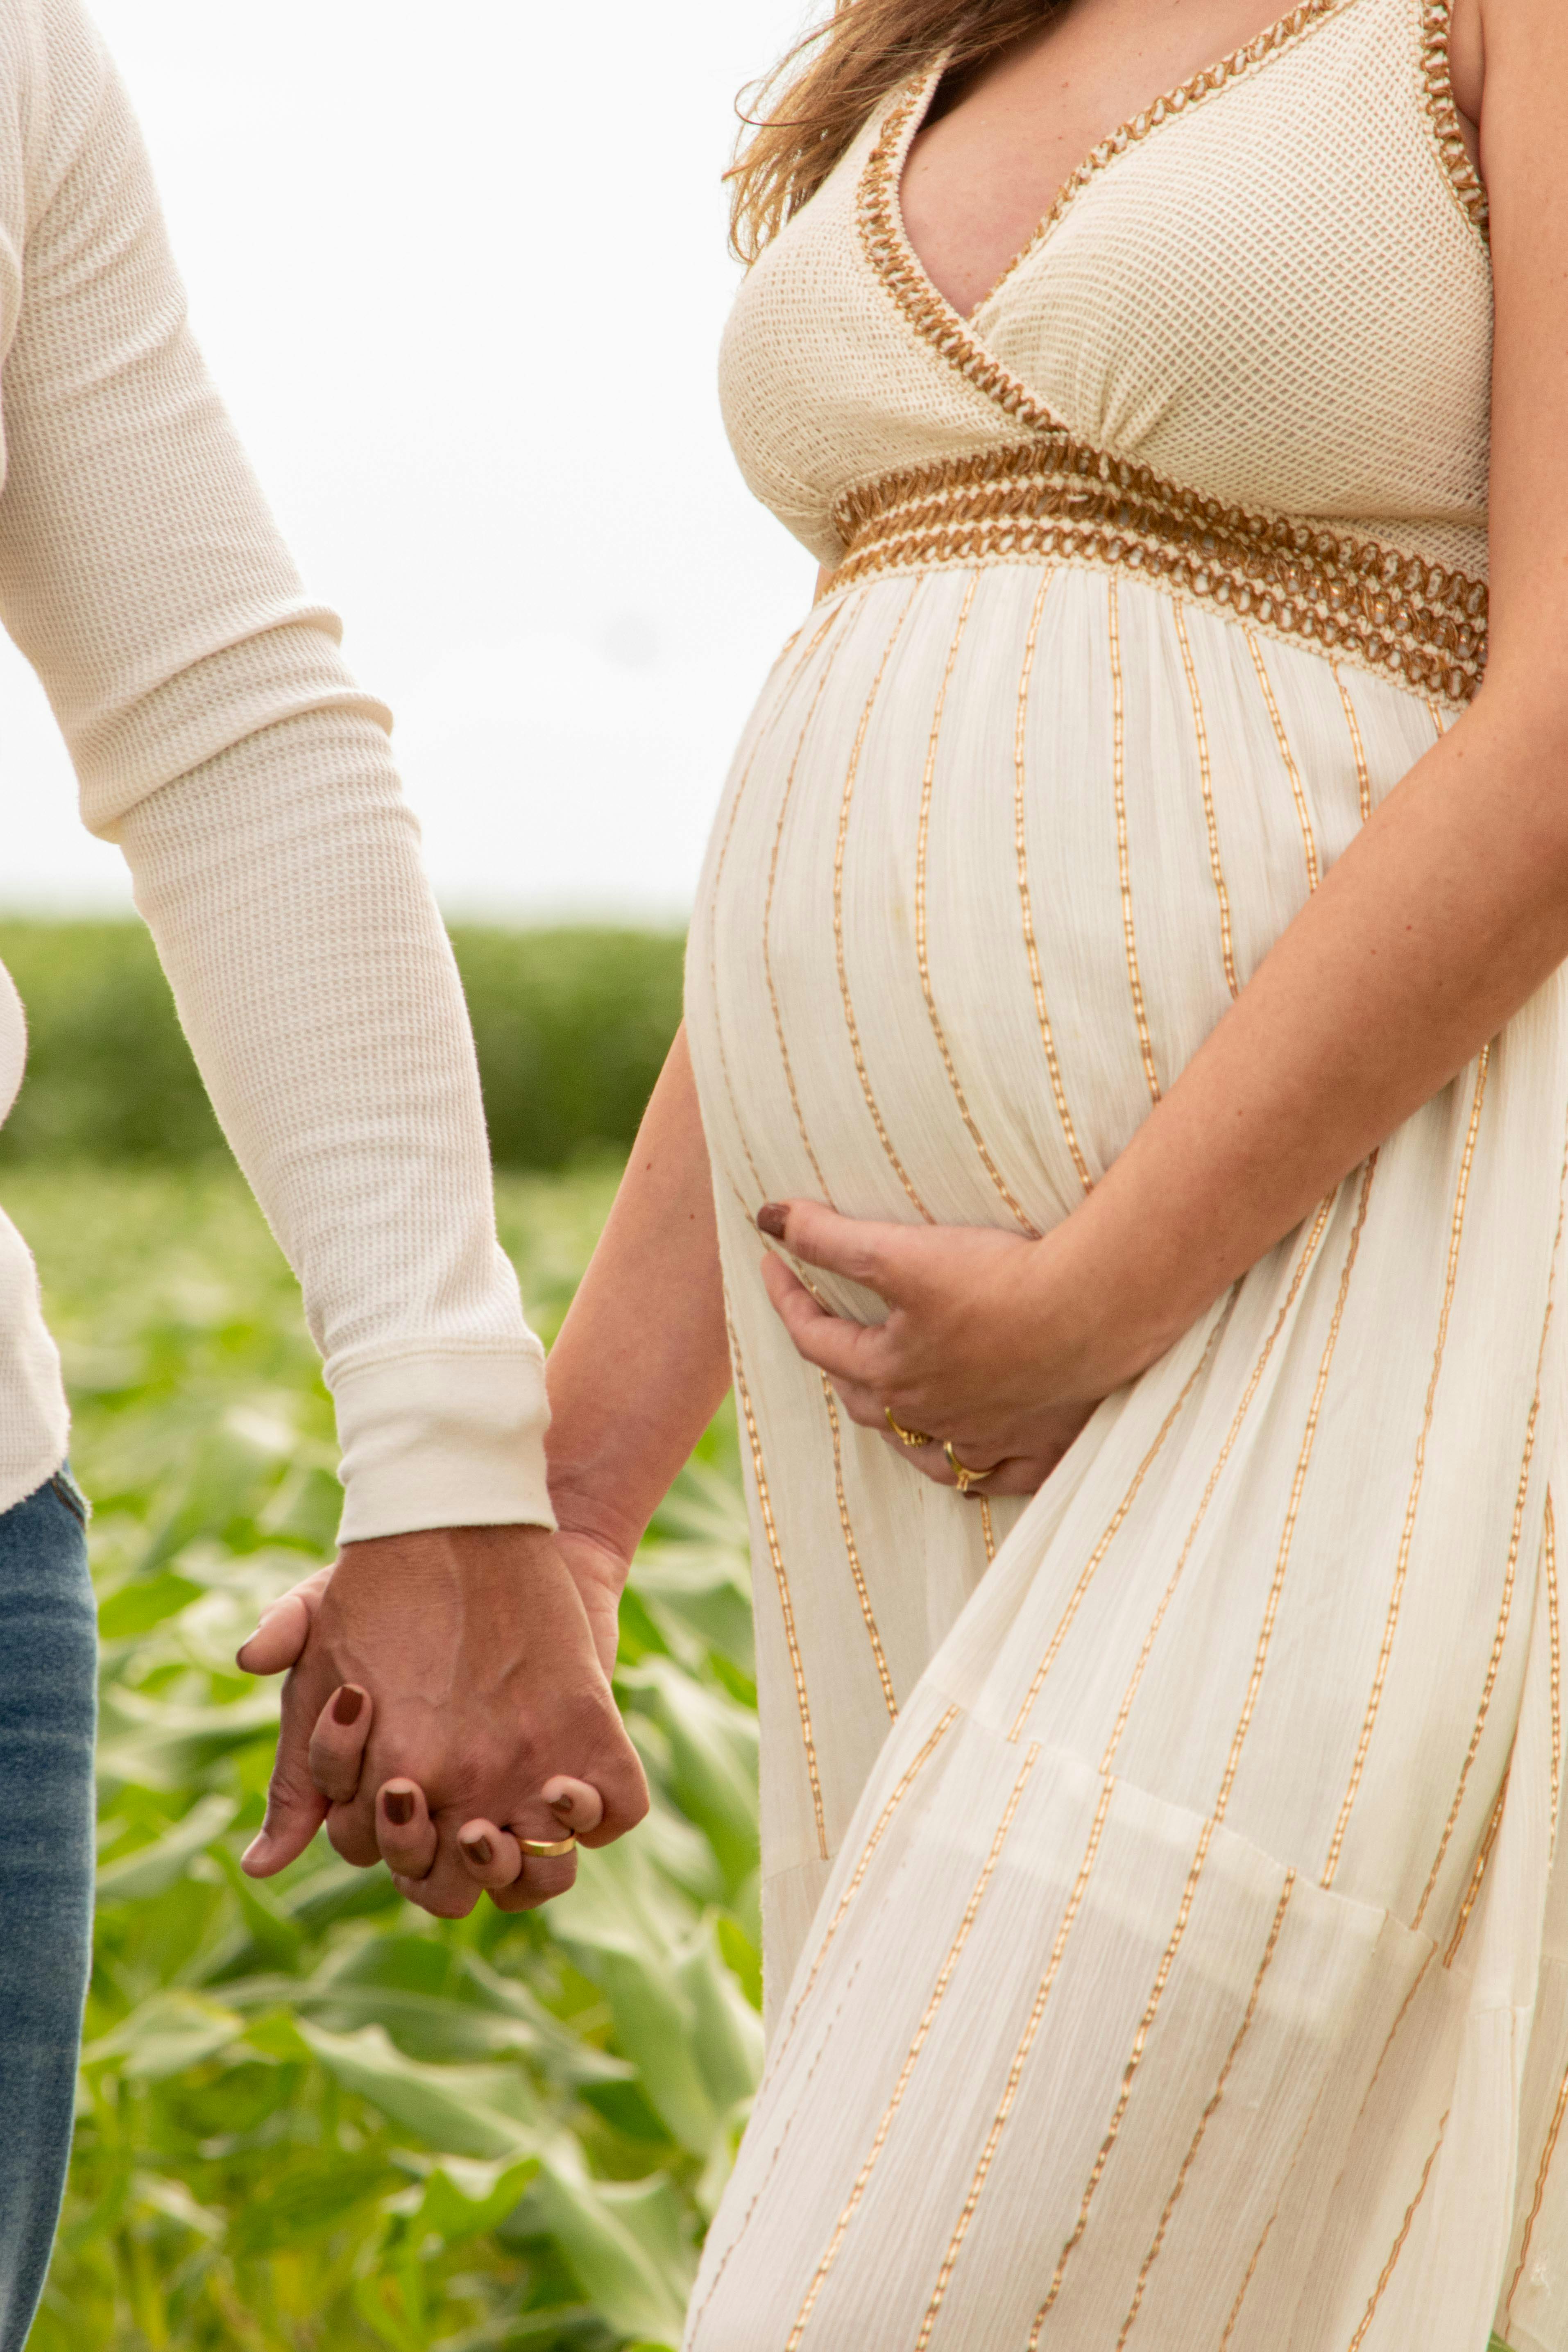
[338,1519,561,1567]
[331,1348,553,1543]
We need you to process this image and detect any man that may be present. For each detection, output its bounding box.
[0,2,643,2339]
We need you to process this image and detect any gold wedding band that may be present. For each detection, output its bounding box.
[518,1833,578,1858]
[944,1442,995,1496]
[886,1407,935,1449]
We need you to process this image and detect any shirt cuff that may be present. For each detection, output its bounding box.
[330,1348,556,1543]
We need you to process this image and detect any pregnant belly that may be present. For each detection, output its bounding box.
[687,560,1447,1258]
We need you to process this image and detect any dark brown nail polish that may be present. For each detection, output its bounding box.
[332,1686,364,1725]
[383,1788,415,1826]
[757,1201,789,1241]
[460,1833,492,1865]
[549,1791,574,1815]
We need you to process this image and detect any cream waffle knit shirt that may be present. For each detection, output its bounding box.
[0,0,552,1541]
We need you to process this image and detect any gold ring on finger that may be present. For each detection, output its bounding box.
[517,1833,577,1858]
[944,1442,995,1496]
[886,1407,935,1450]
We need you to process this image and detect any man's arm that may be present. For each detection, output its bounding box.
[0,1,547,1541]
[0,0,646,1905]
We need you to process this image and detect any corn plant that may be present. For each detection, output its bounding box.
[3,1165,756,2352]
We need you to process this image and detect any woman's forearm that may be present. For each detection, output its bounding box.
[1041,685,1568,1394]
[544,1024,732,1564]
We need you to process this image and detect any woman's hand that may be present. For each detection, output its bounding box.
[756,1199,1105,1494]
[551,1526,634,1681]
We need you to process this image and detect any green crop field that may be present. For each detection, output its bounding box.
[6,1161,756,2352]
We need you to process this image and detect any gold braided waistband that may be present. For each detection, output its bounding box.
[823,442,1488,705]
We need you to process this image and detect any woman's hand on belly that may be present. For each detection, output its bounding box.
[756,1198,1103,1495]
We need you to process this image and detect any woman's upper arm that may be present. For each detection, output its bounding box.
[1477,0,1568,711]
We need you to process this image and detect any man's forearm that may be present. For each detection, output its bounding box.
[116,710,552,1540]
[544,1025,731,1566]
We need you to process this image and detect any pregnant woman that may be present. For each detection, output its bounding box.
[340,0,1568,2333]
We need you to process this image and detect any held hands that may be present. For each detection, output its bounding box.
[235,1187,1115,1921]
[237,1523,647,1918]
[756,1199,1106,1495]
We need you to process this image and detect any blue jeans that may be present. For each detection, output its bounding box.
[0,1471,94,2352]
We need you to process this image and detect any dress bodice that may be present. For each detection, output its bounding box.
[718,0,1493,701]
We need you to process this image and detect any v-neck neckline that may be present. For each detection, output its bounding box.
[888,0,1356,331]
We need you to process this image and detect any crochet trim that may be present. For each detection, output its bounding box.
[825,443,1488,705]
[857,73,1064,437]
[1418,0,1489,243]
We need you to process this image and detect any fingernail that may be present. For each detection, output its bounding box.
[240,1834,267,1872]
[332,1686,365,1725]
[460,1833,492,1865]
[383,1789,415,1826]
[757,1201,789,1241]
[549,1791,574,1816]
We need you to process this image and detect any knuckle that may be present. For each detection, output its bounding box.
[266,1759,309,1813]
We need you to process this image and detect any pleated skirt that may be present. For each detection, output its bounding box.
[682,557,1568,2350]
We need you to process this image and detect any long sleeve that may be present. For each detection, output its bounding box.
[0,0,552,1539]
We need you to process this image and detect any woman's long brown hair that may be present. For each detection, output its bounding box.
[727,0,1046,262]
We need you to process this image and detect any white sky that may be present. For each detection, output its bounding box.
[0,0,818,916]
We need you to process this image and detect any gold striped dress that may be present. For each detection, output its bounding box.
[680,0,1568,2341]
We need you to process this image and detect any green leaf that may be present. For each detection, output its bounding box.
[298,2022,540,2161]
[551,1843,723,2157]
[95,1790,236,1901]
[230,2152,403,2253]
[82,1990,245,2080]
[306,1983,546,2065]
[676,1918,762,2117]
[716,1911,763,2012]
[210,1840,306,1968]
[281,1850,406,1931]
[237,2006,314,2064]
[393,2153,539,2248]
[529,2150,693,2345]
[96,1568,203,1642]
[460,1951,634,2086]
[626,1658,759,1891]
[96,1686,280,1793]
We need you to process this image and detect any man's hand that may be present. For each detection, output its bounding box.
[237,1524,648,1917]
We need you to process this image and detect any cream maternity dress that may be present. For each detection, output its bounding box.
[681,0,1568,2342]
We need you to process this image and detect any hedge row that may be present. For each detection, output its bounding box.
[0,920,686,1168]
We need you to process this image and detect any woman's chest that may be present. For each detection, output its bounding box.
[719,0,1492,569]
[900,0,1484,322]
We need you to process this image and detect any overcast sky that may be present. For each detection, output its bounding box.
[0,0,817,916]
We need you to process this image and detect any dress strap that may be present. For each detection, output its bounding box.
[1418,0,1489,241]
